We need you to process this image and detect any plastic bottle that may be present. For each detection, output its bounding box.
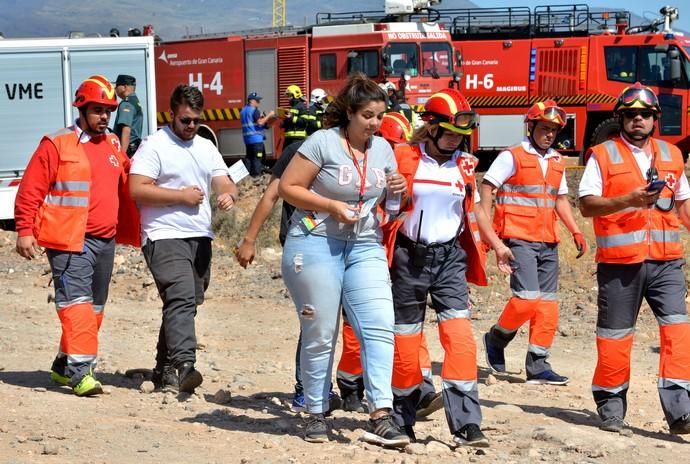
[384,167,401,217]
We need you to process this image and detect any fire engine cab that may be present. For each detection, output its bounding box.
[154,0,454,161]
[433,4,689,165]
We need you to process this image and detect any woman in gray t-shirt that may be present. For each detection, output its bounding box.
[279,74,409,447]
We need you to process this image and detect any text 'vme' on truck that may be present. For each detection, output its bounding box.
[433,4,689,167]
[154,0,457,162]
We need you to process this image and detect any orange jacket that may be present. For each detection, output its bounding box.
[381,144,487,286]
[492,144,565,243]
[32,128,140,252]
[589,137,684,264]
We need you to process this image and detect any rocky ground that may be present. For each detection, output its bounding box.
[1,169,689,463]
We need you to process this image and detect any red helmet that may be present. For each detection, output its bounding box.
[377,112,412,145]
[525,99,567,128]
[613,82,661,114]
[422,88,477,135]
[73,75,118,109]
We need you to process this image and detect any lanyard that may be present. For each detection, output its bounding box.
[345,132,369,209]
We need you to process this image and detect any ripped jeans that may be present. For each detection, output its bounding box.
[281,233,395,414]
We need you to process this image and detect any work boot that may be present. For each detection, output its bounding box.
[483,332,506,373]
[341,390,366,413]
[453,424,490,447]
[670,413,690,435]
[526,370,569,385]
[416,391,444,419]
[599,416,629,433]
[72,372,103,397]
[151,365,179,390]
[177,362,203,393]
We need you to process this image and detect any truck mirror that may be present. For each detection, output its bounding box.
[668,49,681,81]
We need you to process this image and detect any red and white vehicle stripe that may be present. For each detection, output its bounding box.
[0,178,21,188]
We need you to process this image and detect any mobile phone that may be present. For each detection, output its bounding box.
[647,180,666,192]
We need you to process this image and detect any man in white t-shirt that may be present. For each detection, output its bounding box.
[480,100,586,386]
[578,83,690,435]
[130,85,237,393]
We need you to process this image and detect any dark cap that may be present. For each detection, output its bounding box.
[115,74,136,86]
[247,91,262,101]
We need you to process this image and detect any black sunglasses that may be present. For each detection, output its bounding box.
[622,110,654,120]
[178,117,201,126]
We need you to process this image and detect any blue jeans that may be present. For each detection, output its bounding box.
[282,233,395,414]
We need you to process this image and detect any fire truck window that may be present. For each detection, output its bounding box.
[605,46,636,83]
[658,93,682,136]
[347,50,379,78]
[638,46,688,88]
[320,54,337,81]
[421,43,452,76]
[387,43,418,77]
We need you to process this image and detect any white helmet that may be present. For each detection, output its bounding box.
[310,88,327,104]
[378,81,396,93]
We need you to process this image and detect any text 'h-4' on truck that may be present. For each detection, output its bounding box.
[153,0,459,163]
[433,4,689,168]
[0,36,156,228]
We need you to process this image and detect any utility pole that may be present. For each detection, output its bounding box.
[273,0,286,27]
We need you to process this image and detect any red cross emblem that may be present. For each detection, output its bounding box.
[111,137,122,153]
[551,154,562,163]
[455,179,464,191]
[665,173,677,190]
[460,158,474,177]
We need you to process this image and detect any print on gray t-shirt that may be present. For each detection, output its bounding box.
[287,127,397,243]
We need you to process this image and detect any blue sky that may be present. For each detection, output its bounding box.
[485,1,689,33]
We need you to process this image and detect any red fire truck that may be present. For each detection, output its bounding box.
[434,4,689,166]
[154,0,455,161]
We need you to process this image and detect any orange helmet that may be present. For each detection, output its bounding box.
[525,100,567,128]
[422,88,477,135]
[613,82,661,114]
[72,75,118,109]
[377,112,412,145]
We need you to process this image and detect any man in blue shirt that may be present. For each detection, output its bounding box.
[240,92,274,177]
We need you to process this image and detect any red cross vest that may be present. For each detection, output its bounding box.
[381,144,487,286]
[492,144,565,244]
[589,137,684,264]
[32,128,141,252]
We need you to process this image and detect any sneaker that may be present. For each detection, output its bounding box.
[342,391,365,413]
[151,365,179,390]
[72,373,103,397]
[416,392,444,419]
[362,414,410,448]
[177,362,203,393]
[669,413,690,435]
[599,416,629,433]
[291,392,306,413]
[453,423,489,447]
[50,371,71,386]
[526,370,569,386]
[483,333,506,373]
[304,414,329,443]
[403,424,417,443]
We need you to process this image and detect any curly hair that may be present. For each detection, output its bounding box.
[323,73,387,129]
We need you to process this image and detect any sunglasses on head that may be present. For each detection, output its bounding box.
[622,109,654,119]
[178,117,201,126]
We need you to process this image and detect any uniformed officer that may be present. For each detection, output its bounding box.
[114,74,143,157]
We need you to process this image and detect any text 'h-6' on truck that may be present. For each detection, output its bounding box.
[438,4,689,167]
[153,0,456,162]
[0,36,157,227]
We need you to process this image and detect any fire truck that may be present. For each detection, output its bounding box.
[433,4,689,166]
[154,0,456,160]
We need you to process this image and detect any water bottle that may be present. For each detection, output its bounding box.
[385,167,401,217]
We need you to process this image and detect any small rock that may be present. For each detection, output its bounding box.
[485,374,497,386]
[7,287,23,295]
[139,381,155,394]
[270,396,282,406]
[404,443,427,455]
[426,441,451,455]
[213,389,232,404]
[42,443,59,455]
[32,387,47,393]
[619,428,634,437]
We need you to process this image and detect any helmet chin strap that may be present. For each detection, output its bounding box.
[618,114,656,142]
[431,126,460,155]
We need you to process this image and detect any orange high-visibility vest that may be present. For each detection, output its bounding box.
[589,137,684,264]
[32,128,140,252]
[381,144,487,286]
[492,144,565,243]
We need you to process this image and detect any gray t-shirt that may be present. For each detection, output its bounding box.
[288,127,397,242]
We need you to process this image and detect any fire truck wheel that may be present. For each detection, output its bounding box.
[582,117,620,164]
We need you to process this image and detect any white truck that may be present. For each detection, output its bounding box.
[0,36,157,229]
